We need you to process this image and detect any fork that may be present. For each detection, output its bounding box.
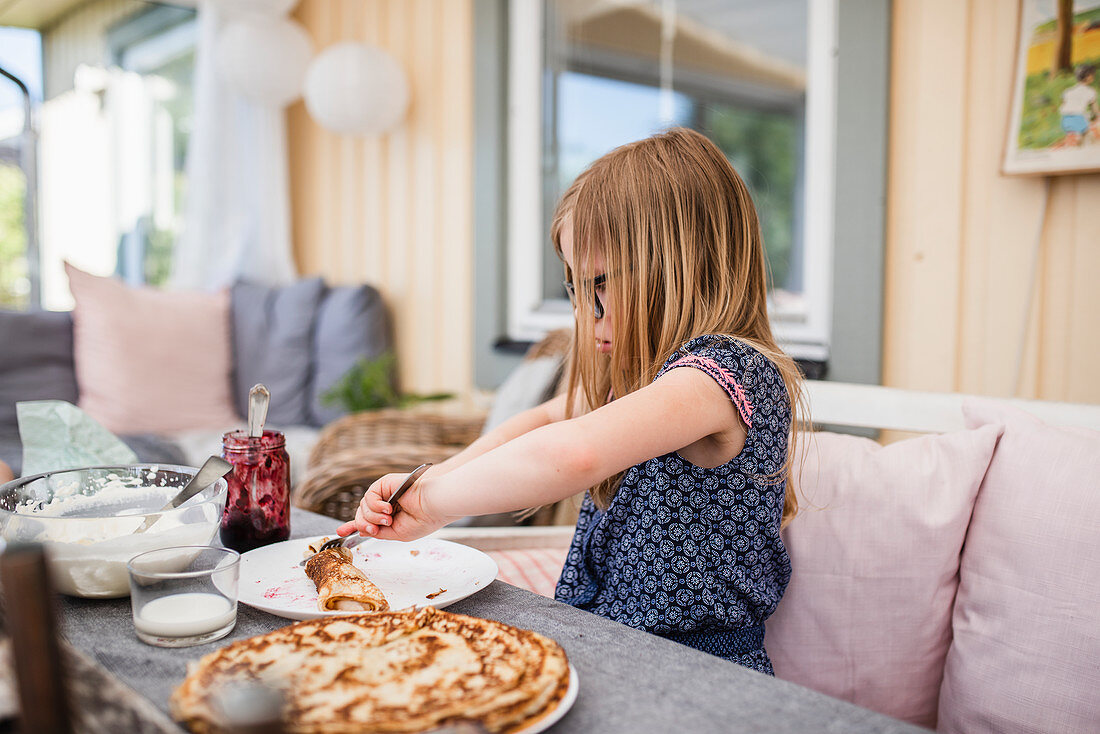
[299,534,366,567]
[300,463,432,566]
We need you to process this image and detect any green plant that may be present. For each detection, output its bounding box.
[320,353,453,413]
[0,164,29,309]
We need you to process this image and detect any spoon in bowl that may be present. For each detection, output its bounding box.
[133,456,234,534]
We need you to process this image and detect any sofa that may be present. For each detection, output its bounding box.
[440,388,1100,734]
[5,269,1098,732]
[0,265,391,484]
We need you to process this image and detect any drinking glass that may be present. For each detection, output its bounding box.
[127,546,240,647]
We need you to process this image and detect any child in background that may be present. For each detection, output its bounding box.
[338,128,806,674]
[1060,64,1098,146]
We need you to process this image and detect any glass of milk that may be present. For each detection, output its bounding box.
[127,546,240,647]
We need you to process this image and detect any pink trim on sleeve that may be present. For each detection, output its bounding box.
[665,354,754,428]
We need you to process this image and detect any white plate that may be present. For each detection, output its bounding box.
[238,535,498,620]
[515,665,579,734]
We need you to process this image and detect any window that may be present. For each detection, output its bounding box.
[0,150,30,309]
[111,10,196,288]
[507,0,836,360]
[27,5,195,309]
[0,26,42,310]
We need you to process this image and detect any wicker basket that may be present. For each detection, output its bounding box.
[295,330,574,523]
[307,409,485,469]
[294,444,469,522]
[294,410,486,521]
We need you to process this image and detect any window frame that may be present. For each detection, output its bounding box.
[107,5,197,287]
[505,0,838,361]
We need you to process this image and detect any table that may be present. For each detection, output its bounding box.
[58,508,928,733]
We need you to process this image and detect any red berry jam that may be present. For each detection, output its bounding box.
[220,429,291,553]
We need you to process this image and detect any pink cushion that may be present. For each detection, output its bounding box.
[765,427,1001,728]
[66,263,239,434]
[937,402,1100,734]
[488,547,569,598]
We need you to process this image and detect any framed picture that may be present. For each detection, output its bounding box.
[1004,0,1100,175]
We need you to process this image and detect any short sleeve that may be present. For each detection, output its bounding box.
[656,335,786,431]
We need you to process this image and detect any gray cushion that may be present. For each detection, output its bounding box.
[482,356,563,434]
[0,429,22,476]
[309,284,391,427]
[230,278,326,426]
[118,434,189,468]
[0,309,79,436]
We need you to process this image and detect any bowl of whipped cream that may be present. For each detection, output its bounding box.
[0,464,228,598]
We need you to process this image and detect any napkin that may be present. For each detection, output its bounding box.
[17,400,137,477]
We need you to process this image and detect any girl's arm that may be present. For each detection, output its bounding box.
[334,393,573,530]
[429,393,569,476]
[337,367,743,539]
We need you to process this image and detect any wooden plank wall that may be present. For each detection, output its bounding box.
[288,0,474,395]
[886,0,1100,403]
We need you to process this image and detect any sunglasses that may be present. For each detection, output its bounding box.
[563,273,608,320]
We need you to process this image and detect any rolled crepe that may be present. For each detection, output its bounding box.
[304,546,389,612]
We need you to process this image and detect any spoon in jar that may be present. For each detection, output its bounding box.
[245,383,271,513]
[248,384,270,439]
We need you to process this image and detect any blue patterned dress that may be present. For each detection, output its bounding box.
[554,335,792,674]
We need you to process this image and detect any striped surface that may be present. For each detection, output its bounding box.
[487,547,570,599]
[887,0,1100,404]
[288,0,474,396]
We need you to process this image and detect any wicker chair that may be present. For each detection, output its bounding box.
[293,410,485,521]
[306,410,486,469]
[293,329,574,523]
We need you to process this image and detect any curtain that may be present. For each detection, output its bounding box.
[171,1,297,290]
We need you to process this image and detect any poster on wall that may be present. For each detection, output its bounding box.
[1004,0,1100,175]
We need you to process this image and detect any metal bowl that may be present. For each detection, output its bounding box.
[0,464,227,598]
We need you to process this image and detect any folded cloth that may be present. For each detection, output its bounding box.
[17,400,137,477]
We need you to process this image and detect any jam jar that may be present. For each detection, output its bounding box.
[219,429,291,553]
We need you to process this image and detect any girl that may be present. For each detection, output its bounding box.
[337,127,805,675]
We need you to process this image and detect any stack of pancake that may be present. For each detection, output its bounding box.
[171,607,571,733]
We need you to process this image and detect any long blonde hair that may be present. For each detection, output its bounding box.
[551,127,807,527]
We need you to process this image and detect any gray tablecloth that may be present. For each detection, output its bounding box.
[58,509,927,734]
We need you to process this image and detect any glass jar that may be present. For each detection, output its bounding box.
[219,430,290,553]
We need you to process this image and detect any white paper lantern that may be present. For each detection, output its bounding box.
[217,16,313,107]
[215,0,299,17]
[303,43,410,135]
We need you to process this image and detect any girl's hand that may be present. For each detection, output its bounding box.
[335,472,449,542]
